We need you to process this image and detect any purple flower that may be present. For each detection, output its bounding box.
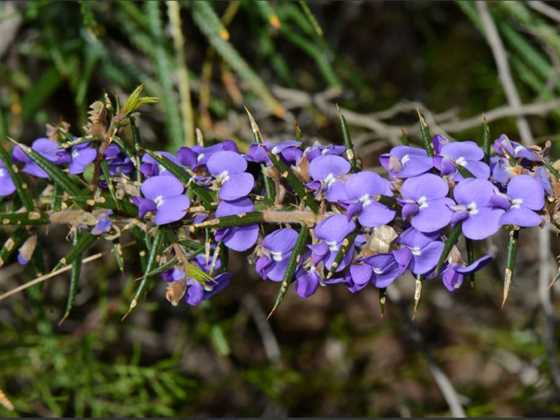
[91,210,113,235]
[0,159,16,197]
[494,134,539,162]
[13,138,70,178]
[256,228,299,281]
[140,151,180,178]
[435,139,490,179]
[104,144,133,176]
[379,145,433,178]
[366,248,412,288]
[68,142,97,175]
[247,140,302,165]
[399,227,443,275]
[312,214,356,272]
[452,178,504,240]
[135,175,190,225]
[308,155,351,202]
[207,150,254,201]
[500,175,544,227]
[294,267,320,298]
[442,255,492,292]
[177,140,238,170]
[400,173,453,233]
[214,197,259,252]
[162,265,231,306]
[303,142,346,161]
[344,171,395,227]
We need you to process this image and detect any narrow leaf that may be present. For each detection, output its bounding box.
[435,223,462,274]
[337,105,360,170]
[417,110,434,157]
[60,233,83,324]
[268,226,309,318]
[0,146,34,211]
[192,211,263,230]
[0,228,27,268]
[326,230,358,279]
[0,211,48,226]
[123,229,163,319]
[54,232,97,271]
[502,228,519,308]
[482,118,491,164]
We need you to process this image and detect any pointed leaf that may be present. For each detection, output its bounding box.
[268,225,309,318]
[53,232,97,271]
[0,146,34,211]
[0,228,27,268]
[502,228,519,308]
[326,230,358,278]
[337,105,360,171]
[417,110,434,157]
[435,223,463,274]
[60,232,84,324]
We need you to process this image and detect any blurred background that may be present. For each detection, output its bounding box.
[1,0,560,416]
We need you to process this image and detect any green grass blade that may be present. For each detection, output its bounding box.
[191,1,285,117]
[145,1,184,151]
[337,106,360,170]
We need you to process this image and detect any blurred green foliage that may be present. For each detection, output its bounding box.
[1,0,560,416]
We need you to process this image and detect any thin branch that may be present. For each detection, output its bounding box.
[386,287,466,417]
[528,1,560,25]
[476,1,534,145]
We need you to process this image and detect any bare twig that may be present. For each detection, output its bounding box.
[386,287,466,417]
[476,1,534,145]
[528,1,560,25]
[242,294,281,364]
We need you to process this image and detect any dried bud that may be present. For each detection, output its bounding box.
[17,235,37,266]
[364,225,398,256]
[165,279,187,306]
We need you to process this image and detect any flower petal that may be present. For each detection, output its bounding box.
[411,199,452,233]
[345,171,393,200]
[506,174,544,210]
[411,241,443,275]
[401,173,448,201]
[462,207,504,240]
[220,173,254,200]
[223,224,259,252]
[500,207,542,227]
[309,155,350,181]
[263,228,299,253]
[315,214,356,243]
[215,197,255,217]
[141,175,184,200]
[207,150,247,176]
[358,202,396,227]
[453,178,494,206]
[154,195,190,225]
[441,140,484,161]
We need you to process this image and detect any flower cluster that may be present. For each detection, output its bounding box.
[0,116,554,315]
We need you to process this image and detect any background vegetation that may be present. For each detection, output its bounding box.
[0,0,559,416]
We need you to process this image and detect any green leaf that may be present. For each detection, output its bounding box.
[326,230,358,279]
[112,241,125,272]
[193,211,264,229]
[502,228,519,308]
[145,1,184,151]
[121,84,159,117]
[60,233,84,324]
[0,146,34,211]
[0,227,27,268]
[337,106,360,171]
[268,226,309,318]
[482,119,491,165]
[417,110,434,157]
[124,229,164,319]
[0,211,48,225]
[53,232,97,271]
[435,223,463,274]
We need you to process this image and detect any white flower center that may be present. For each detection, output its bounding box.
[0,168,5,177]
[359,193,372,207]
[410,246,422,256]
[373,267,383,275]
[271,146,281,155]
[417,195,429,209]
[270,251,283,262]
[321,148,329,155]
[154,195,165,208]
[72,150,80,159]
[401,154,410,165]
[455,156,467,167]
[324,173,336,187]
[511,198,523,209]
[217,170,230,183]
[197,153,205,162]
[326,240,339,252]
[158,164,166,173]
[467,201,478,215]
